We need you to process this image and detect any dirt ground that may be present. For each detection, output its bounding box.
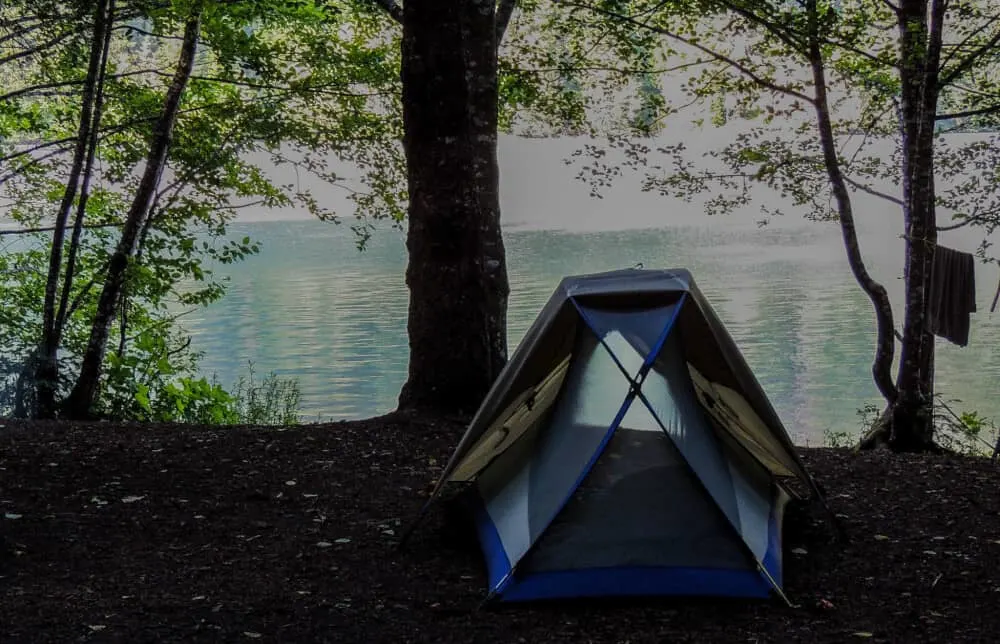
[1,413,998,643]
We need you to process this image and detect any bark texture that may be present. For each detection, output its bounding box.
[64,9,202,419]
[889,0,945,452]
[396,0,510,416]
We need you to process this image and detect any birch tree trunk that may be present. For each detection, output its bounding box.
[63,8,203,419]
[396,0,510,416]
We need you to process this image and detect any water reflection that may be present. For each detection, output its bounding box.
[178,219,999,445]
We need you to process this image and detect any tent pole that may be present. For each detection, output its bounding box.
[758,563,795,608]
[395,497,435,551]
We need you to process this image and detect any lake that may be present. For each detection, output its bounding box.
[179,212,1000,446]
[7,135,996,445]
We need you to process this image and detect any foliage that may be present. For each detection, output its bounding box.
[830,400,998,456]
[566,0,1000,231]
[104,355,301,426]
[933,398,999,457]
[561,0,1000,450]
[1,0,403,420]
[823,426,860,449]
[2,0,674,421]
[0,233,301,425]
[229,361,301,426]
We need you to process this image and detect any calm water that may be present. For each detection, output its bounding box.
[178,217,1000,445]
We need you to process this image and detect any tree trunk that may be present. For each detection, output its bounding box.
[889,0,945,452]
[806,0,898,407]
[32,0,112,418]
[63,8,202,419]
[56,0,116,344]
[396,0,510,416]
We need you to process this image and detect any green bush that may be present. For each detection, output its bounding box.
[102,346,301,426]
[229,362,302,426]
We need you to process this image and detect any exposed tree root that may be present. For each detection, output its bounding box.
[857,405,947,454]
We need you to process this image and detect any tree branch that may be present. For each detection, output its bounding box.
[496,0,517,44]
[716,0,805,53]
[155,70,394,97]
[936,102,1000,121]
[0,136,77,165]
[939,14,1000,70]
[63,260,110,324]
[878,0,900,13]
[114,24,187,40]
[1,97,273,182]
[844,175,904,206]
[506,60,712,76]
[0,28,76,67]
[371,0,403,24]
[0,17,57,46]
[0,68,170,103]
[807,0,896,404]
[938,27,1000,89]
[0,222,122,237]
[557,0,816,105]
[936,219,973,232]
[0,147,69,185]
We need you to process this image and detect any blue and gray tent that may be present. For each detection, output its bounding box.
[411,268,826,604]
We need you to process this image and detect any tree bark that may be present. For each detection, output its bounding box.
[32,0,113,419]
[806,0,898,406]
[57,0,116,339]
[889,0,945,452]
[396,0,510,416]
[63,8,203,419]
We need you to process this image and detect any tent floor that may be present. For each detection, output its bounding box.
[1,413,997,643]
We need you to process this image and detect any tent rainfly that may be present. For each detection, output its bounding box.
[411,268,826,604]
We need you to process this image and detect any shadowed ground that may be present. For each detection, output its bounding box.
[1,413,998,643]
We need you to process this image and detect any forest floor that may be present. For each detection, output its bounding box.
[1,413,999,643]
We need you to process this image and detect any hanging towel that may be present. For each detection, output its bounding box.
[927,245,977,346]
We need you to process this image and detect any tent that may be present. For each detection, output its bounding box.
[412,268,825,604]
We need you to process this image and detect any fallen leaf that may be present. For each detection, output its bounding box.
[88,625,106,632]
[334,537,351,544]
[852,632,873,638]
[285,480,297,487]
[243,632,262,639]
[121,495,145,504]
[874,534,889,541]
[316,541,333,548]
[4,512,22,520]
[791,547,808,555]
